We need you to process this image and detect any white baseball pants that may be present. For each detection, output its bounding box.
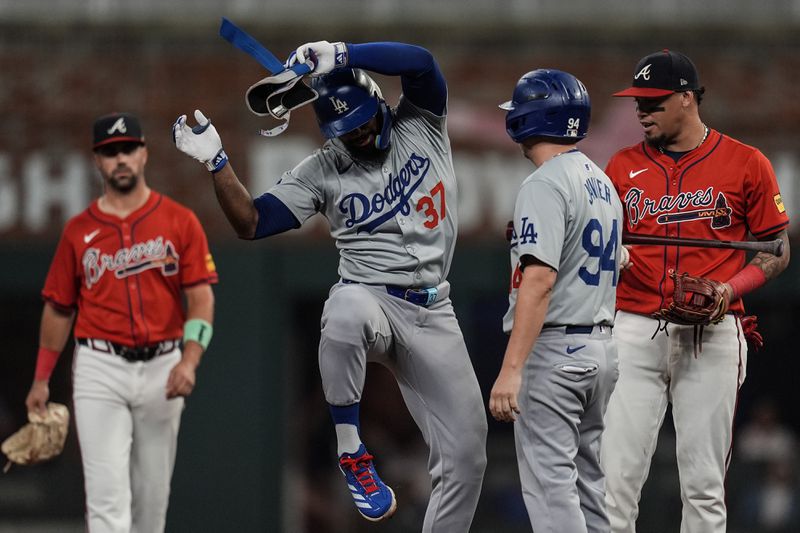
[601,311,747,533]
[73,343,184,533]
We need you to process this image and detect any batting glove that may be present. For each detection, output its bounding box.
[286,41,348,77]
[172,110,228,173]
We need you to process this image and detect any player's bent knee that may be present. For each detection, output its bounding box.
[321,288,383,340]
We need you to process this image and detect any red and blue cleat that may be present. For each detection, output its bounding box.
[338,444,397,521]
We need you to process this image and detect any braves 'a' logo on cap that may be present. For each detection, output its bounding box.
[107,117,128,135]
[634,64,652,81]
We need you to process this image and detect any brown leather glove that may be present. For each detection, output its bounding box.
[655,272,728,326]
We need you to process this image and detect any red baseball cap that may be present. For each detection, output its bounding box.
[92,112,145,149]
[613,49,702,98]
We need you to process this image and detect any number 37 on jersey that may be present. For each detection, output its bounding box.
[509,217,619,290]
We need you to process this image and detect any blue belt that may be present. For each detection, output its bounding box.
[342,280,439,307]
[542,325,608,334]
[385,286,439,307]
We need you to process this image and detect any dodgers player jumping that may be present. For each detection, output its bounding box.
[173,41,487,530]
[489,69,623,533]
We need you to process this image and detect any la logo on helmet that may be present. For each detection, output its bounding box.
[330,96,349,115]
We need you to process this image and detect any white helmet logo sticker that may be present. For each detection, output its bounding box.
[330,97,349,115]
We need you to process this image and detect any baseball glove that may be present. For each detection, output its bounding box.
[2,402,69,473]
[655,272,728,326]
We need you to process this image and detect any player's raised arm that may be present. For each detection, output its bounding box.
[172,110,299,239]
[290,41,447,116]
[349,43,446,115]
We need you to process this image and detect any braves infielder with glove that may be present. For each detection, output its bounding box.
[25,112,218,533]
[601,50,791,532]
[489,69,623,533]
[173,41,487,529]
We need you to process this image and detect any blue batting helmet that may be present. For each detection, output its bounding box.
[499,69,591,143]
[311,68,392,149]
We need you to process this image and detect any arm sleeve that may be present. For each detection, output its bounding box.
[262,152,327,229]
[513,180,567,271]
[179,210,219,287]
[604,154,625,197]
[41,230,79,310]
[252,193,302,238]
[742,149,790,239]
[347,42,447,116]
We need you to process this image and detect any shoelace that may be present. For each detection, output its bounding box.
[650,317,669,340]
[692,324,705,358]
[341,453,379,494]
[652,317,705,357]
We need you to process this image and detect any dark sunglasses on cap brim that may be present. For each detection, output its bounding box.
[94,142,143,158]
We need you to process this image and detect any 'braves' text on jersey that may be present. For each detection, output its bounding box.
[42,192,218,346]
[266,96,456,287]
[606,129,789,314]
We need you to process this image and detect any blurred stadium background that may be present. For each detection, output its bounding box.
[1,1,799,532]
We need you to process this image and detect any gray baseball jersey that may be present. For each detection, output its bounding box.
[505,149,623,533]
[504,149,623,332]
[268,96,457,287]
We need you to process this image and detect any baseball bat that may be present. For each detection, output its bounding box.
[622,233,784,257]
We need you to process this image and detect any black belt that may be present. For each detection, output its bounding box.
[342,280,439,307]
[541,325,611,335]
[77,338,180,362]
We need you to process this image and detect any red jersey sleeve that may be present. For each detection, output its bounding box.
[179,210,219,287]
[605,155,624,197]
[743,149,790,238]
[41,227,79,310]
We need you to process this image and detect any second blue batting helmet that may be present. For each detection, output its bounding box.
[499,69,591,143]
[311,68,392,148]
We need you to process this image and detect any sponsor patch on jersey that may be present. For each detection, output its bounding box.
[774,193,785,214]
[205,253,217,273]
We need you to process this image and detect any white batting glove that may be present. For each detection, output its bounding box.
[286,41,348,77]
[172,110,228,173]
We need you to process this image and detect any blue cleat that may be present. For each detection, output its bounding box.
[338,444,397,521]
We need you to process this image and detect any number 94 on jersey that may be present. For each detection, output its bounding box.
[509,218,619,290]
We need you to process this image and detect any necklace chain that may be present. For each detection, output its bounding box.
[696,124,709,149]
[658,124,709,154]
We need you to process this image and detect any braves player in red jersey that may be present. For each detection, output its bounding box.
[24,112,218,533]
[599,50,791,533]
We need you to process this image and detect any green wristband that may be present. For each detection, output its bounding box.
[183,319,213,350]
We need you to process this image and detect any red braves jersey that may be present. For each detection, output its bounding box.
[42,191,218,347]
[606,129,789,315]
